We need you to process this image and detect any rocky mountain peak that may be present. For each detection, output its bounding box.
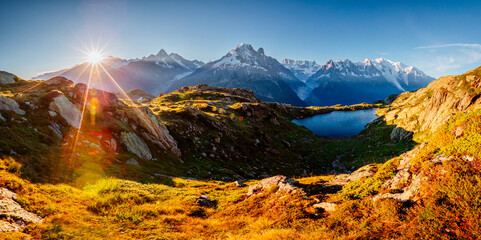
[156,49,168,56]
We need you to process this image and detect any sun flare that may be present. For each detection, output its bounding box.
[87,50,104,64]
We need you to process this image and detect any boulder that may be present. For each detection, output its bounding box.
[49,94,81,128]
[390,127,412,141]
[373,172,426,202]
[0,71,16,85]
[128,107,181,157]
[195,194,214,207]
[120,132,152,160]
[313,202,337,213]
[100,137,118,152]
[0,189,43,233]
[247,175,304,196]
[328,164,377,187]
[126,158,140,167]
[44,76,74,87]
[0,95,25,115]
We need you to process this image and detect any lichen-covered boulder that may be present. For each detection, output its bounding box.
[0,95,25,115]
[128,107,181,157]
[313,202,337,213]
[0,71,16,85]
[247,175,304,196]
[49,94,81,128]
[0,188,43,233]
[120,132,152,160]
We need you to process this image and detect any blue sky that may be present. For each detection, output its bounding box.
[1,0,481,79]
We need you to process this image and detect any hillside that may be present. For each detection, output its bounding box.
[1,66,481,238]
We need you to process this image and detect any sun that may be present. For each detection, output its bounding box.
[87,50,104,64]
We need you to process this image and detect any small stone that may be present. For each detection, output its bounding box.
[235,181,246,187]
[48,111,57,117]
[126,158,140,167]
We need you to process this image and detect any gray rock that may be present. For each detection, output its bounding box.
[0,71,16,85]
[48,122,63,139]
[373,172,426,202]
[49,94,81,127]
[126,158,140,167]
[0,95,25,115]
[48,110,57,117]
[0,113,5,121]
[120,132,152,160]
[328,164,377,187]
[128,107,181,157]
[247,175,304,196]
[390,127,413,141]
[195,194,214,207]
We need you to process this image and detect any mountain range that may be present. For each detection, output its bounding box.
[33,44,434,106]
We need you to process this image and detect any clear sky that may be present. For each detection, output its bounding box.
[1,0,481,79]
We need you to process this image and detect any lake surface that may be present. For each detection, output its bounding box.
[292,109,378,138]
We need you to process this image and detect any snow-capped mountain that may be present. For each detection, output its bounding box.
[33,50,205,94]
[304,58,435,106]
[281,59,322,82]
[169,43,307,106]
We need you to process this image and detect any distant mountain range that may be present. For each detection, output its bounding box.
[301,58,435,106]
[33,50,204,94]
[168,43,306,106]
[33,43,434,106]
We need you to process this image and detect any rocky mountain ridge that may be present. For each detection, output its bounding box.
[32,44,434,107]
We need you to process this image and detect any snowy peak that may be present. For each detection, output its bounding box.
[213,43,272,70]
[308,58,434,92]
[281,59,322,82]
[156,49,168,56]
[139,49,204,71]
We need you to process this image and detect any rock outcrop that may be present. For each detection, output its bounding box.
[313,202,337,213]
[381,68,481,135]
[0,95,25,115]
[328,164,377,187]
[195,195,214,207]
[247,175,304,196]
[0,71,16,85]
[49,94,81,128]
[128,107,181,157]
[0,188,43,233]
[120,132,153,160]
[390,127,413,141]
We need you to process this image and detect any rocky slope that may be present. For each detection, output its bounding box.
[379,66,481,139]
